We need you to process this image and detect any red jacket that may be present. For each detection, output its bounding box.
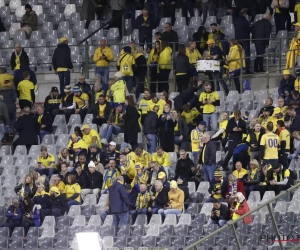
[226,180,245,197]
[230,200,252,224]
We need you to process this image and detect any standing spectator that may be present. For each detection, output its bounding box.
[230,192,252,224]
[244,159,262,199]
[0,95,10,139]
[199,132,217,182]
[108,176,131,227]
[191,121,206,165]
[192,26,209,54]
[135,9,154,52]
[148,41,161,93]
[93,39,114,91]
[44,87,61,121]
[17,71,35,109]
[161,22,178,51]
[134,47,147,99]
[18,4,38,38]
[108,0,124,36]
[160,1,176,25]
[234,10,251,74]
[13,65,36,89]
[246,122,265,160]
[95,0,107,20]
[158,104,177,152]
[143,105,159,154]
[50,175,65,194]
[35,106,53,142]
[288,23,300,68]
[81,0,96,28]
[271,0,289,34]
[286,106,300,132]
[186,41,202,86]
[251,13,272,73]
[277,120,291,169]
[123,95,140,150]
[174,44,190,93]
[52,38,74,94]
[1,198,23,235]
[111,73,127,108]
[102,159,121,192]
[10,43,29,73]
[175,149,194,181]
[278,69,295,104]
[173,109,190,150]
[75,76,91,95]
[64,174,81,207]
[158,40,172,92]
[138,89,153,124]
[21,196,40,235]
[92,95,111,127]
[35,146,56,178]
[182,0,194,23]
[210,199,230,227]
[102,104,124,141]
[59,85,75,123]
[201,0,214,24]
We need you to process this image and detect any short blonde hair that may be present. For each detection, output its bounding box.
[250,159,259,168]
[135,46,144,54]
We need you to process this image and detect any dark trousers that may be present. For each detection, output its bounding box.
[279,153,289,169]
[19,99,32,110]
[110,10,123,36]
[254,42,266,72]
[232,70,241,93]
[222,141,239,168]
[40,208,64,222]
[158,69,171,92]
[239,40,250,72]
[182,0,194,22]
[161,3,176,25]
[22,218,35,235]
[49,109,59,122]
[124,3,136,29]
[139,35,152,50]
[274,13,286,34]
[78,109,88,123]
[150,66,158,93]
[135,75,145,100]
[176,74,189,93]
[145,1,159,26]
[58,71,70,94]
[1,221,21,236]
[92,117,106,127]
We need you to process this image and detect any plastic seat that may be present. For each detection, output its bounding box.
[48,5,59,17]
[41,216,55,228]
[70,12,81,24]
[64,4,76,19]
[159,17,171,31]
[220,15,233,27]
[76,28,89,43]
[68,205,81,218]
[41,22,53,35]
[72,20,85,33]
[56,237,68,249]
[254,14,264,22]
[11,227,24,238]
[240,100,253,110]
[120,35,132,46]
[0,6,10,20]
[9,238,23,249]
[200,203,213,217]
[32,5,43,16]
[53,13,65,26]
[100,225,116,237]
[68,114,82,125]
[15,5,24,21]
[55,125,68,135]
[71,215,86,228]
[8,22,20,38]
[61,29,74,40]
[58,21,70,34]
[0,238,8,249]
[42,0,54,8]
[162,214,177,226]
[157,236,171,248]
[225,90,239,102]
[42,134,55,145]
[197,181,209,193]
[88,20,100,34]
[0,145,12,156]
[56,216,71,228]
[9,0,21,12]
[53,114,66,126]
[13,145,27,156]
[226,100,240,112]
[106,27,120,44]
[204,16,217,28]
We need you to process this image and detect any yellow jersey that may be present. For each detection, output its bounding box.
[260,132,280,160]
[64,183,81,203]
[117,53,135,76]
[93,46,114,67]
[37,153,56,169]
[73,93,89,109]
[219,120,228,138]
[149,99,166,116]
[83,129,102,148]
[294,78,300,92]
[138,98,153,115]
[295,3,300,23]
[232,168,248,179]
[68,138,88,150]
[279,129,290,152]
[17,79,35,102]
[151,151,171,167]
[199,91,219,114]
[191,128,204,152]
[99,103,107,116]
[182,108,200,125]
[134,150,151,169]
[186,48,201,66]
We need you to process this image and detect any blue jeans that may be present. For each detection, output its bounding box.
[112,212,129,227]
[35,168,55,179]
[96,67,109,91]
[67,200,80,208]
[203,113,218,132]
[146,134,157,154]
[58,71,70,94]
[151,208,159,214]
[158,209,181,219]
[202,164,216,183]
[210,219,227,227]
[39,130,51,143]
[103,125,121,141]
[100,210,110,222]
[123,76,133,93]
[193,151,200,166]
[130,208,147,224]
[244,185,257,199]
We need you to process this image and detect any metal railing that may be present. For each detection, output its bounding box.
[184,182,300,250]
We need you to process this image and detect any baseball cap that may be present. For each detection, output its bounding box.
[51,87,58,92]
[80,124,90,130]
[273,107,281,114]
[199,121,207,126]
[170,180,178,189]
[157,172,166,179]
[109,141,117,146]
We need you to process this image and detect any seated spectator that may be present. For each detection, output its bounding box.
[177,177,189,201]
[14,174,35,200]
[76,154,88,172]
[40,187,68,222]
[104,141,120,166]
[58,163,69,183]
[160,91,172,109]
[130,184,150,224]
[158,180,184,218]
[246,122,265,160]
[232,143,250,170]
[172,109,190,151]
[35,146,56,178]
[175,149,194,181]
[21,196,40,235]
[151,146,171,170]
[35,105,53,142]
[119,153,136,185]
[18,4,37,38]
[44,87,61,121]
[278,69,295,104]
[50,175,65,194]
[65,174,81,207]
[17,71,35,109]
[259,108,277,130]
[59,148,74,172]
[92,95,111,127]
[143,105,159,154]
[73,143,88,165]
[0,94,10,140]
[10,43,29,73]
[72,163,89,189]
[259,97,275,116]
[134,147,151,169]
[81,161,103,201]
[277,97,287,116]
[121,143,136,161]
[230,192,252,224]
[90,80,105,108]
[295,68,300,93]
[30,171,50,193]
[157,172,170,191]
[244,159,262,199]
[148,180,168,216]
[1,198,23,235]
[226,174,245,203]
[232,161,248,180]
[81,124,101,148]
[291,90,300,106]
[210,199,230,227]
[32,184,50,209]
[207,171,229,202]
[102,159,121,192]
[88,143,104,174]
[68,129,88,153]
[147,161,166,187]
[102,103,124,141]
[75,76,91,95]
[149,93,166,116]
[73,86,89,122]
[134,163,149,186]
[59,85,75,123]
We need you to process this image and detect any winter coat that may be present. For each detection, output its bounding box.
[123,105,140,145]
[5,205,23,222]
[143,111,158,135]
[13,65,37,88]
[0,87,16,114]
[15,114,40,145]
[108,180,131,214]
[175,155,194,181]
[230,199,252,224]
[52,43,73,70]
[199,139,217,166]
[35,113,53,133]
[10,49,29,71]
[148,186,168,209]
[81,0,96,21]
[0,99,10,126]
[21,11,38,30]
[49,194,69,214]
[174,54,190,75]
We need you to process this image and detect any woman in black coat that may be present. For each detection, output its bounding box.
[123,95,140,150]
[192,26,209,54]
[134,47,147,100]
[173,109,191,151]
[158,103,177,152]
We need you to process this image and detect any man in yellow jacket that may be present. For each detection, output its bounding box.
[151,146,171,168]
[134,147,151,169]
[191,121,206,165]
[110,72,127,108]
[286,22,300,69]
[93,39,114,91]
[120,153,136,186]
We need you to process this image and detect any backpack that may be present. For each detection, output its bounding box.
[118,54,133,76]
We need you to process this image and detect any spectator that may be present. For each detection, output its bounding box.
[75,76,91,95]
[111,72,127,108]
[139,89,153,125]
[73,86,89,122]
[226,174,245,202]
[90,79,105,107]
[176,176,189,201]
[92,94,111,127]
[13,107,39,152]
[149,93,166,116]
[102,159,121,192]
[287,22,300,69]
[133,163,149,186]
[232,142,250,170]
[35,106,53,142]
[158,180,184,217]
[18,4,37,38]
[174,44,190,93]
[21,196,40,235]
[175,149,194,181]
[246,122,265,160]
[226,39,245,93]
[88,144,104,174]
[251,13,272,72]
[17,71,35,109]
[152,146,171,169]
[157,171,170,190]
[50,175,65,194]
[244,159,262,199]
[81,0,96,28]
[230,192,252,224]
[147,161,166,186]
[160,1,176,24]
[59,85,75,123]
[104,141,120,166]
[81,161,103,201]
[120,153,136,185]
[58,163,69,184]
[232,161,248,180]
[292,90,300,106]
[14,175,35,200]
[199,82,220,131]
[278,69,295,104]
[95,0,107,20]
[135,9,153,52]
[72,163,89,189]
[148,41,161,93]
[52,38,74,94]
[199,132,217,182]
[210,199,230,227]
[234,10,251,74]
[134,47,147,99]
[10,43,29,72]
[221,110,247,170]
[64,174,81,207]
[172,109,190,150]
[201,0,214,24]
[81,124,101,148]
[13,65,36,89]
[123,95,140,149]
[259,97,275,116]
[160,91,172,108]
[68,130,88,154]
[44,87,61,120]
[130,184,150,223]
[0,94,10,139]
[207,171,228,202]
[193,26,209,55]
[277,120,291,169]
[121,143,136,161]
[32,184,50,209]
[73,145,88,165]
[208,23,225,41]
[286,106,300,132]
[186,41,201,86]
[191,121,206,165]
[161,22,179,49]
[31,171,50,192]
[134,147,151,169]
[93,39,114,91]
[158,40,172,92]
[212,111,228,146]
[1,198,22,235]
[158,104,177,152]
[35,146,56,178]
[271,0,289,34]
[148,179,168,215]
[76,154,89,171]
[143,105,159,154]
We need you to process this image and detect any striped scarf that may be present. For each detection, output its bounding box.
[102,168,117,190]
[229,181,238,196]
[135,191,149,209]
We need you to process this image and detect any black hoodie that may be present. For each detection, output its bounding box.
[52,43,73,70]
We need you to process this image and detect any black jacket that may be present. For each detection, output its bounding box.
[87,147,102,163]
[175,117,190,141]
[33,193,50,209]
[143,111,158,135]
[49,194,68,214]
[14,183,35,198]
[161,30,179,51]
[173,87,199,110]
[209,177,229,199]
[178,182,189,201]
[123,105,140,145]
[104,150,120,165]
[135,54,147,79]
[75,81,91,94]
[199,140,216,166]
[234,15,251,40]
[226,0,249,9]
[259,106,275,116]
[278,76,295,98]
[247,130,265,152]
[72,170,89,189]
[192,26,209,52]
[291,115,300,133]
[35,113,53,133]
[211,203,230,221]
[0,87,16,114]
[61,94,74,108]
[52,43,73,70]
[226,117,247,143]
[148,186,168,209]
[108,180,131,214]
[175,155,194,181]
[135,14,153,37]
[92,101,111,120]
[174,54,190,75]
[86,171,103,189]
[10,49,29,71]
[44,94,62,113]
[15,114,40,145]
[251,18,272,47]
